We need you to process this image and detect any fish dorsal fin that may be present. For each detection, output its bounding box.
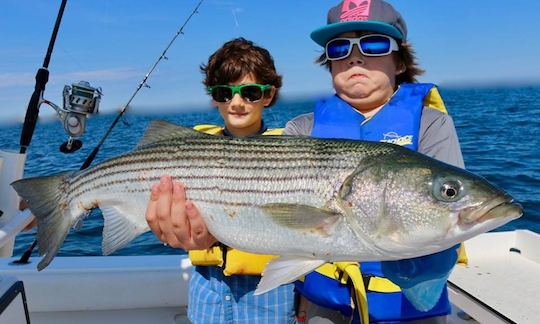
[136,120,210,148]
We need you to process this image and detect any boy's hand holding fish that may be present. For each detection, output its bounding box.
[146,175,216,250]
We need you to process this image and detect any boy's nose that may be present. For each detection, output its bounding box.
[347,45,365,66]
[229,92,244,106]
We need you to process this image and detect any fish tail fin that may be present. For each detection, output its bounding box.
[11,172,75,271]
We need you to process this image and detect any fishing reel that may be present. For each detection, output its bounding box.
[43,81,102,153]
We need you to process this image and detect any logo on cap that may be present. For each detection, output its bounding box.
[340,0,372,22]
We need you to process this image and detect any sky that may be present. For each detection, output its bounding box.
[1,0,540,123]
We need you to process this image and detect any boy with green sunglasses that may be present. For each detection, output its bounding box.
[145,38,296,323]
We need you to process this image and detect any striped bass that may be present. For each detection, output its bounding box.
[12,120,521,297]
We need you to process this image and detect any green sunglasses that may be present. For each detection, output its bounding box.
[208,84,271,103]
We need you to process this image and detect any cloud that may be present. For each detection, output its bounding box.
[0,68,140,89]
[56,68,141,83]
[211,0,239,6]
[0,48,40,58]
[0,72,34,88]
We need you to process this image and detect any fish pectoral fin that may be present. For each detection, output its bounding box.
[100,203,148,255]
[254,256,325,295]
[259,203,340,232]
[136,120,210,148]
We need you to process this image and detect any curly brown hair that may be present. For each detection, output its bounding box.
[201,38,282,107]
[394,42,424,85]
[315,33,424,86]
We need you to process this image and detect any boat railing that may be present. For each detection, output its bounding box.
[0,149,33,257]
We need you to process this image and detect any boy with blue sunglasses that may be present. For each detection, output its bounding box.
[284,0,466,323]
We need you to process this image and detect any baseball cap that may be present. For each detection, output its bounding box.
[311,0,407,47]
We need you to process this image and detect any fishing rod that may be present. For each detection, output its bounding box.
[12,0,68,266]
[14,0,205,265]
[80,0,205,170]
[19,0,68,154]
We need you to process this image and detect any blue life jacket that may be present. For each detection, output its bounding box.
[311,83,442,148]
[300,83,452,323]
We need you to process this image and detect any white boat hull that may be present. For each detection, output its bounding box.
[1,231,539,323]
[0,255,191,324]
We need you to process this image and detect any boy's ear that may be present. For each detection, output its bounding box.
[263,86,276,106]
[396,62,406,75]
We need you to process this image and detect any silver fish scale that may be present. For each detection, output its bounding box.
[70,135,397,203]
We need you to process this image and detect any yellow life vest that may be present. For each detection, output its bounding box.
[193,124,283,136]
[188,124,283,276]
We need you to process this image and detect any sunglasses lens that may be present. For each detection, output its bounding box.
[211,87,233,102]
[240,85,264,102]
[360,35,391,55]
[327,39,352,60]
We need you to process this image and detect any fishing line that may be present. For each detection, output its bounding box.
[80,0,205,170]
[14,0,205,265]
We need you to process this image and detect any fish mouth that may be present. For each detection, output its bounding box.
[459,194,523,225]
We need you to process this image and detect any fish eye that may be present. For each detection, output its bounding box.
[438,181,462,202]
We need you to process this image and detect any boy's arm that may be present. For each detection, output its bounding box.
[283,113,314,136]
[418,108,465,168]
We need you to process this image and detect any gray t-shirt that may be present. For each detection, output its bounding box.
[283,107,465,168]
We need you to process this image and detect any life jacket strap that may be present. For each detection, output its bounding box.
[335,262,369,324]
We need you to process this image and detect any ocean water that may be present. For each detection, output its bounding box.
[1,86,539,259]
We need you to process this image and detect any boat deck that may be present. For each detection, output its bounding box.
[448,230,540,324]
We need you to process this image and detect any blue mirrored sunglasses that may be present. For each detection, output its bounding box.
[325,34,399,61]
